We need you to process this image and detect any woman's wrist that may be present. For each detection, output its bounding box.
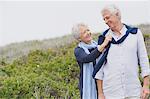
[98,45,105,52]
[101,43,107,48]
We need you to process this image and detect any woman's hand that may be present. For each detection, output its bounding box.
[101,35,112,47]
[98,35,112,52]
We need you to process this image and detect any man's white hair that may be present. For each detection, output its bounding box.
[101,5,121,20]
[72,23,88,41]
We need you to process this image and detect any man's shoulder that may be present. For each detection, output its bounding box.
[124,24,139,34]
[102,28,110,36]
[98,35,105,45]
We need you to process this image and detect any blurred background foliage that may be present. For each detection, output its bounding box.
[0,24,150,98]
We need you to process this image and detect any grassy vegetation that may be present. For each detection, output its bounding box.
[0,24,150,98]
[0,42,80,98]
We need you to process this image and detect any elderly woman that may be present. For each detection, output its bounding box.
[72,23,111,99]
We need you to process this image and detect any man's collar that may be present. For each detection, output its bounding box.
[109,24,127,36]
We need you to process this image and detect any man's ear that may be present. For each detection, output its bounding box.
[116,12,119,17]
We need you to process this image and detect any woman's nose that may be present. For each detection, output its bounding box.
[87,31,91,35]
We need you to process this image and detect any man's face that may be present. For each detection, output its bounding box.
[102,10,119,31]
[79,26,92,44]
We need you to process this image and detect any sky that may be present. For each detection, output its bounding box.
[0,0,150,47]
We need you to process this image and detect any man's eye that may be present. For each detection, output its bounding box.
[105,17,109,19]
[87,29,90,31]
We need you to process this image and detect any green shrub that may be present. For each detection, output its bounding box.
[0,43,80,98]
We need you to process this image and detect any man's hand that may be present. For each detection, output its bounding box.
[141,86,150,99]
[98,93,105,99]
[141,76,150,99]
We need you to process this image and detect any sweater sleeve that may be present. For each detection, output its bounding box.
[74,47,102,63]
[137,29,150,78]
[98,35,105,45]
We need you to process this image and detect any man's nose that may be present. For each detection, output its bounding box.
[105,19,108,24]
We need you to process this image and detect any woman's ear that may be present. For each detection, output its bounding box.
[78,38,82,42]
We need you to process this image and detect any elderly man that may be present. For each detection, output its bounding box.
[94,5,150,99]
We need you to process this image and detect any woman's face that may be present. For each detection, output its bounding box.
[79,26,92,44]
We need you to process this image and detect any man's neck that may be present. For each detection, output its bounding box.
[112,23,124,36]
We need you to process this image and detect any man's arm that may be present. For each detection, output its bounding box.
[137,29,150,98]
[96,80,105,99]
[141,75,150,99]
[143,76,150,88]
[137,29,150,77]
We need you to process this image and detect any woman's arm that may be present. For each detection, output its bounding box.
[74,35,112,63]
[74,47,102,63]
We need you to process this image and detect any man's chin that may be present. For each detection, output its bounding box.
[108,25,113,28]
[110,27,115,31]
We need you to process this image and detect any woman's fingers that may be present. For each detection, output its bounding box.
[106,35,112,41]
